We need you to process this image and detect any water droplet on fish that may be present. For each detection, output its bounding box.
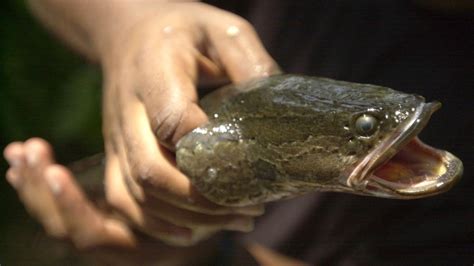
[212,124,229,133]
[206,167,218,181]
[194,143,204,153]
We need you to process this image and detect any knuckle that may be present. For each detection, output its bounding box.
[227,16,254,33]
[159,12,183,25]
[133,164,153,184]
[153,104,185,146]
[214,6,253,29]
[48,164,71,179]
[129,159,162,186]
[258,61,281,76]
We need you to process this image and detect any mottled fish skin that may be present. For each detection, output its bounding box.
[176,74,425,206]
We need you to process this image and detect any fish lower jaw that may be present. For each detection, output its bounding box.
[360,138,463,199]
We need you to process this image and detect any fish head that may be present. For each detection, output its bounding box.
[331,82,463,199]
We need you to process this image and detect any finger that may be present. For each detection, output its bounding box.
[195,51,229,88]
[21,138,66,236]
[104,151,196,246]
[105,133,232,245]
[141,196,255,232]
[44,164,136,249]
[4,141,26,187]
[5,167,20,188]
[23,138,55,167]
[22,138,55,193]
[5,139,67,237]
[204,12,281,82]
[4,141,25,166]
[108,141,255,233]
[116,91,264,216]
[102,87,192,243]
[134,32,208,148]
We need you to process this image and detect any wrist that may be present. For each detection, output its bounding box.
[86,1,147,62]
[90,1,201,66]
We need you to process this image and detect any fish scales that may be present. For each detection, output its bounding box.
[176,74,463,206]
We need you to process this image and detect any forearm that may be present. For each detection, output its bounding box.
[27,0,198,62]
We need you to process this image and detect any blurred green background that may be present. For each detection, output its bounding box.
[1,0,103,263]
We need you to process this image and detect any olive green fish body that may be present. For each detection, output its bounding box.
[176,75,463,206]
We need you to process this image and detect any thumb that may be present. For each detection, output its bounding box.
[154,97,208,150]
[136,39,209,150]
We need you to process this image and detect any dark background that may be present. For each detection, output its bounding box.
[0,1,102,264]
[1,0,473,264]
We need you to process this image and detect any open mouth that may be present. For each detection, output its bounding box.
[349,102,463,198]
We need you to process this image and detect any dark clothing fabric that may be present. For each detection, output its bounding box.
[205,0,474,265]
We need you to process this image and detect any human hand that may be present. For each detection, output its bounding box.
[94,2,280,245]
[3,138,219,265]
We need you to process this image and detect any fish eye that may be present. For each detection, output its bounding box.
[355,114,378,136]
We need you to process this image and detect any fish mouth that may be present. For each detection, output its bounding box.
[348,102,463,199]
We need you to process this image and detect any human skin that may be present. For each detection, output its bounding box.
[4,139,309,265]
[4,0,280,256]
[3,138,222,265]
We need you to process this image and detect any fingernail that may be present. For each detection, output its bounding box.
[45,170,62,195]
[6,169,20,188]
[26,151,39,166]
[228,218,254,232]
[6,157,22,168]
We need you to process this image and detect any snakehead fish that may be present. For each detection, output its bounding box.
[175,74,463,206]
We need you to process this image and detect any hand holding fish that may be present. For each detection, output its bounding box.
[96,2,278,246]
[3,139,217,265]
[8,0,279,248]
[4,0,464,261]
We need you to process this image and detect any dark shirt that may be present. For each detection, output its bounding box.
[205,0,473,265]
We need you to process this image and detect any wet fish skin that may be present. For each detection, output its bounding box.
[176,74,426,206]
